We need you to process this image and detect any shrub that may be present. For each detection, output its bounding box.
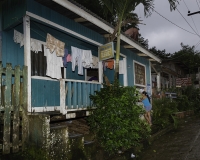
[152,98,178,130]
[87,82,151,154]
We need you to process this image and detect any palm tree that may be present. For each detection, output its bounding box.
[99,0,179,80]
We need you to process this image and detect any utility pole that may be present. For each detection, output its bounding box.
[188,11,200,16]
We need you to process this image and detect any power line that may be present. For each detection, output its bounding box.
[182,0,199,34]
[195,40,200,48]
[196,0,200,10]
[175,6,200,38]
[183,0,189,10]
[150,7,199,36]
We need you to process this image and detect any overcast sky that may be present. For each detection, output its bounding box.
[135,0,200,54]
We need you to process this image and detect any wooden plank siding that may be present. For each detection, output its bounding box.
[26,0,105,45]
[2,0,26,30]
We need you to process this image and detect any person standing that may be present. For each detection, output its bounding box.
[140,89,152,126]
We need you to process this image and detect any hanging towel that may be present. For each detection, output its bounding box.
[46,33,65,57]
[30,38,42,53]
[13,30,24,47]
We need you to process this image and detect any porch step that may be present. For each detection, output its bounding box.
[84,140,94,145]
[68,133,83,138]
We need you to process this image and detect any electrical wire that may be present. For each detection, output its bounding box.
[195,41,200,49]
[150,7,198,36]
[182,0,199,34]
[183,0,189,10]
[175,7,200,38]
[196,0,200,10]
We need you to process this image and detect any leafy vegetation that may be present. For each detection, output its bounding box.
[152,98,178,130]
[87,82,151,154]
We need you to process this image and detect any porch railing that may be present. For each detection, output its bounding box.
[60,79,101,114]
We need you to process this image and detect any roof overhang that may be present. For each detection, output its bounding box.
[35,0,162,63]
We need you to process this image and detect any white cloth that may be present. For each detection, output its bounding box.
[30,38,42,53]
[82,50,93,68]
[119,60,124,74]
[45,48,63,79]
[71,46,83,75]
[92,56,99,68]
[14,30,24,47]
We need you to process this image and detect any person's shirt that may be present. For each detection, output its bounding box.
[142,97,151,107]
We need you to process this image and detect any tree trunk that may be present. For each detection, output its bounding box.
[114,19,122,81]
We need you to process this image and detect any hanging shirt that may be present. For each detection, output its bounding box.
[71,46,83,75]
[45,47,63,79]
[82,50,93,68]
[92,56,99,69]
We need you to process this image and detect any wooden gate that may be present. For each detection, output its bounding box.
[0,63,28,154]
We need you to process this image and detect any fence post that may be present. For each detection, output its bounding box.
[3,63,12,154]
[0,62,2,105]
[21,65,28,150]
[12,65,20,152]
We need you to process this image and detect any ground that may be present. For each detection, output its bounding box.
[139,115,200,160]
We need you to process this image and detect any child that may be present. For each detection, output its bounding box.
[140,89,152,126]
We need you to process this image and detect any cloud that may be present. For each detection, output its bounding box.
[135,0,200,53]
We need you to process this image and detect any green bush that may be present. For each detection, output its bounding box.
[152,98,178,130]
[87,82,151,154]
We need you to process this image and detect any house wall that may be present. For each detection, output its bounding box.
[120,47,151,87]
[1,0,152,107]
[2,25,24,68]
[26,0,105,45]
[2,0,26,30]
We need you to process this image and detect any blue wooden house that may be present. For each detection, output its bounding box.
[0,0,161,119]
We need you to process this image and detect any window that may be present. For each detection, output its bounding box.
[134,61,146,86]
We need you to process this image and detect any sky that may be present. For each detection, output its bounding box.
[135,0,200,54]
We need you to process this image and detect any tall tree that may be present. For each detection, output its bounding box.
[75,0,179,80]
[98,0,179,80]
[170,43,200,74]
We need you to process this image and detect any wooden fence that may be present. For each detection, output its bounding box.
[0,63,28,154]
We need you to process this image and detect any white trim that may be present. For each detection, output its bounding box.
[32,106,60,112]
[31,106,93,112]
[52,0,161,63]
[31,76,59,81]
[26,11,102,46]
[60,79,66,114]
[23,16,32,112]
[98,61,103,83]
[149,61,152,95]
[133,60,147,88]
[123,58,128,86]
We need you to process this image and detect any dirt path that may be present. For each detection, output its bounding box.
[139,115,200,160]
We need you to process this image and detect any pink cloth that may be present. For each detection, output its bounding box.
[66,54,71,62]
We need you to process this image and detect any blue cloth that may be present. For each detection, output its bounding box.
[62,49,68,68]
[142,97,152,112]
